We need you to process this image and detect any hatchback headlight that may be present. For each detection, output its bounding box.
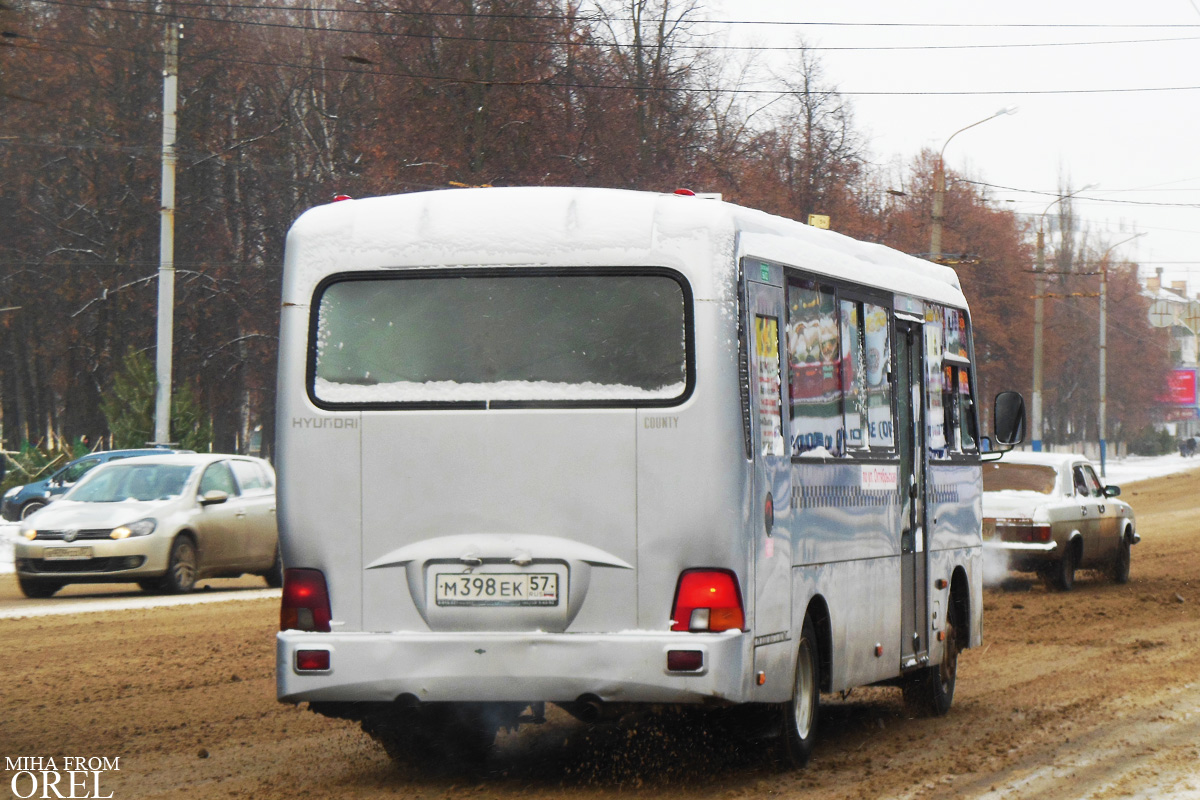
[111,518,157,539]
[4,486,20,499]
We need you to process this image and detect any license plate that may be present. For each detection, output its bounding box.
[43,546,93,561]
[434,572,559,606]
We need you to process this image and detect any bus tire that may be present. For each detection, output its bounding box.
[778,616,820,769]
[903,594,959,717]
[363,703,503,769]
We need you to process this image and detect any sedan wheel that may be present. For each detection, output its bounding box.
[158,537,197,594]
[1044,543,1077,592]
[1111,533,1132,584]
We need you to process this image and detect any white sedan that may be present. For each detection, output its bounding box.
[982,451,1137,591]
[12,453,278,598]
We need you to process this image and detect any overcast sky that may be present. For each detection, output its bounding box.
[702,1,1200,298]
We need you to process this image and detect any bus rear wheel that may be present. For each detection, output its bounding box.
[777,616,820,769]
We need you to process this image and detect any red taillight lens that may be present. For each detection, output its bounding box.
[670,569,745,632]
[296,649,331,671]
[281,568,332,632]
[997,520,1053,544]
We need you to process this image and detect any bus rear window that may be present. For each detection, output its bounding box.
[311,271,690,406]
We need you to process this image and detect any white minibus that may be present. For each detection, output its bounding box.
[275,187,1025,767]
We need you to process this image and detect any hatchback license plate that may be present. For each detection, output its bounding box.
[43,546,93,561]
[434,573,559,606]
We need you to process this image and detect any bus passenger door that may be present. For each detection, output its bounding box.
[747,276,792,690]
[896,319,928,668]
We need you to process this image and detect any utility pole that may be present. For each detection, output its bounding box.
[1031,183,1096,452]
[154,13,181,445]
[1032,225,1046,452]
[1098,232,1146,477]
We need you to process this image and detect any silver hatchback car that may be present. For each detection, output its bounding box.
[13,453,278,598]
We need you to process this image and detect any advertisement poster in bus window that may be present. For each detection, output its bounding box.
[959,370,977,450]
[787,284,842,455]
[840,300,867,449]
[924,306,946,451]
[865,304,894,448]
[755,316,785,457]
[944,308,962,359]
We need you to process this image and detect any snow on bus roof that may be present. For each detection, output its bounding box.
[283,187,966,308]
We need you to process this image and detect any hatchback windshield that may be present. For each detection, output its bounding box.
[67,464,196,503]
[982,463,1058,494]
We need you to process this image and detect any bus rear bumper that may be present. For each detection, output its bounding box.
[277,629,750,706]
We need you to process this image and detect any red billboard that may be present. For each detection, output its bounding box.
[1162,369,1198,406]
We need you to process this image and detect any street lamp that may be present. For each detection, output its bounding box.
[1032,183,1098,452]
[1099,231,1147,477]
[930,105,1017,263]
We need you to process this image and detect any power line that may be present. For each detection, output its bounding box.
[16,29,1200,100]
[29,1,1200,29]
[23,0,1200,54]
[963,180,1200,209]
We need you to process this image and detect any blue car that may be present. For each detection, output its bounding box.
[2,447,192,521]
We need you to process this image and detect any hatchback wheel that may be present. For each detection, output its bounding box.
[158,537,197,594]
[17,575,64,599]
[263,547,283,588]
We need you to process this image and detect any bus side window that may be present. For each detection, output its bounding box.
[942,365,959,455]
[840,300,868,450]
[958,369,978,451]
[786,280,842,456]
[924,307,947,457]
[931,305,978,457]
[863,304,894,449]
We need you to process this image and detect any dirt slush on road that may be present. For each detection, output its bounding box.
[3,466,1200,800]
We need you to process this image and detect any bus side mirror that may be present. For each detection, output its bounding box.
[993,391,1027,448]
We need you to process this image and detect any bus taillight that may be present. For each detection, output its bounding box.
[671,569,745,632]
[281,568,332,632]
